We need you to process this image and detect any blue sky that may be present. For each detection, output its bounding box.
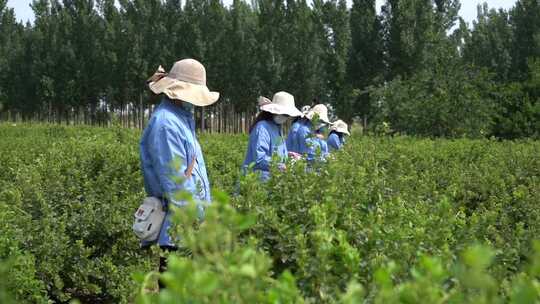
[7,0,518,26]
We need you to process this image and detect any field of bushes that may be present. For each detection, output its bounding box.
[0,124,539,303]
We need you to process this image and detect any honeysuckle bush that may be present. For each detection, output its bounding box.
[0,125,156,303]
[137,195,540,304]
[198,133,246,193]
[134,191,305,304]
[0,124,539,303]
[364,242,540,304]
[233,136,539,302]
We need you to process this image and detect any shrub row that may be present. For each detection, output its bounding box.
[0,124,538,303]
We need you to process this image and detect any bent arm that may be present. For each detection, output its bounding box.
[152,127,196,207]
[297,126,311,155]
[253,127,272,173]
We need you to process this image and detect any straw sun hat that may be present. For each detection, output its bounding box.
[258,92,303,117]
[147,59,219,106]
[305,104,331,124]
[330,119,350,136]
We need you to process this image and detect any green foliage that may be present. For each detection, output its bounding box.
[371,61,496,137]
[0,202,48,303]
[1,124,539,303]
[0,260,15,304]
[346,0,384,121]
[510,0,540,81]
[381,0,448,79]
[0,125,156,303]
[1,1,540,139]
[462,4,513,82]
[366,242,540,304]
[234,132,539,301]
[136,192,304,304]
[492,81,540,139]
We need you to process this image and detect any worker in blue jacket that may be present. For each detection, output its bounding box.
[285,105,311,155]
[286,116,311,155]
[328,120,350,151]
[140,59,219,279]
[243,92,303,181]
[307,124,330,161]
[287,104,332,160]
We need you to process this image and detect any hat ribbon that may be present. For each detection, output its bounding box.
[146,65,168,84]
[257,96,272,107]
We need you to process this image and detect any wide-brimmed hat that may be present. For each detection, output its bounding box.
[148,59,219,106]
[258,92,303,117]
[305,104,331,124]
[330,119,350,135]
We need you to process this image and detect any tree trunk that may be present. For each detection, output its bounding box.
[132,103,136,129]
[120,103,124,128]
[201,107,205,132]
[139,94,143,129]
[363,115,367,130]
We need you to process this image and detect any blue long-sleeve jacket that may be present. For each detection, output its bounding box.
[307,136,329,161]
[328,132,344,151]
[140,98,211,247]
[286,119,312,155]
[242,120,287,181]
[286,120,301,151]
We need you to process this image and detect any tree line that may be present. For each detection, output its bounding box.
[0,0,538,138]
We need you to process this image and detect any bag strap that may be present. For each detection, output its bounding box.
[185,156,197,177]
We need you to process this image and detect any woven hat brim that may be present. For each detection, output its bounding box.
[305,111,331,124]
[331,126,350,135]
[260,103,303,117]
[149,76,219,106]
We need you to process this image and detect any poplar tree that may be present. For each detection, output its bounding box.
[228,0,259,110]
[321,0,351,117]
[0,1,24,115]
[381,0,435,79]
[510,0,540,81]
[281,0,325,105]
[347,0,383,121]
[255,0,287,97]
[462,4,513,82]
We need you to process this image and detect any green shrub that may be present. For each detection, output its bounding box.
[0,124,538,303]
[135,191,304,303]
[137,189,540,304]
[0,125,155,303]
[371,66,496,138]
[234,136,539,302]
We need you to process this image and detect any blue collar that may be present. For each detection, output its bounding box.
[270,120,283,136]
[160,98,196,132]
[161,98,194,120]
[261,119,282,135]
[331,131,342,138]
[301,118,312,128]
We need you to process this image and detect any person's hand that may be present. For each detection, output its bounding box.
[288,151,302,160]
[278,163,287,171]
